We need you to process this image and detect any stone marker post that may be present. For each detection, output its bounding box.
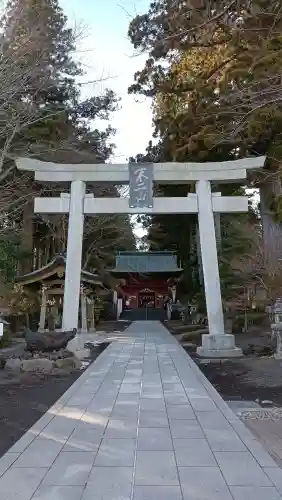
[38,285,47,332]
[80,285,88,332]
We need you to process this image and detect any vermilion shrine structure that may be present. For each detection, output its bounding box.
[16,156,265,357]
[110,251,182,321]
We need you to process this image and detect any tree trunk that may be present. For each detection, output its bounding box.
[20,201,34,274]
[260,178,282,266]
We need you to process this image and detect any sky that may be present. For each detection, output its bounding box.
[60,0,153,163]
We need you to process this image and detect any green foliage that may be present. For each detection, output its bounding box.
[128,0,282,164]
[7,285,39,314]
[0,239,29,284]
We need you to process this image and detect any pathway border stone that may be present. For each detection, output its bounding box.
[0,321,281,500]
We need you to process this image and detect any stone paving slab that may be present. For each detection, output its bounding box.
[0,321,282,499]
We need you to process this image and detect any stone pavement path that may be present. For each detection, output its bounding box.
[1,321,282,499]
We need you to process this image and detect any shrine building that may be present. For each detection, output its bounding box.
[15,255,104,332]
[110,251,182,320]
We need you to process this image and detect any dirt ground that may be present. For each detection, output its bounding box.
[183,327,282,406]
[0,371,81,457]
[166,321,282,406]
[0,340,111,459]
[196,358,282,406]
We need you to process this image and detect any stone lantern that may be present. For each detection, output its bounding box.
[273,299,282,324]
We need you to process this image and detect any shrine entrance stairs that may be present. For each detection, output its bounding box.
[120,308,166,322]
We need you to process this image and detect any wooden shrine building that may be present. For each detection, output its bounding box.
[110,251,182,320]
[16,255,104,332]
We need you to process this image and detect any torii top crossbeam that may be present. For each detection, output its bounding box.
[16,156,265,183]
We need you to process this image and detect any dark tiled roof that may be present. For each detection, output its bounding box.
[15,255,103,287]
[111,252,182,274]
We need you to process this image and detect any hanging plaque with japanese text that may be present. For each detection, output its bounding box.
[128,163,153,208]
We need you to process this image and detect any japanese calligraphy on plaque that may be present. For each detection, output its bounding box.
[128,163,153,208]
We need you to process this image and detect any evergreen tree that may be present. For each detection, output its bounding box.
[0,0,134,282]
[127,1,269,301]
[1,0,118,164]
[128,0,282,267]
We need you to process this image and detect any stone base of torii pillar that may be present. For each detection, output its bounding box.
[197,334,242,358]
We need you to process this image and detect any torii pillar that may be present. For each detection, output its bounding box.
[196,180,234,356]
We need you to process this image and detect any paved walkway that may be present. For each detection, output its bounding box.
[1,321,282,500]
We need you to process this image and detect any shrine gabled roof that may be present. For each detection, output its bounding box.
[110,251,182,275]
[15,255,103,287]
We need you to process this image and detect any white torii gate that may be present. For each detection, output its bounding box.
[16,156,265,357]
